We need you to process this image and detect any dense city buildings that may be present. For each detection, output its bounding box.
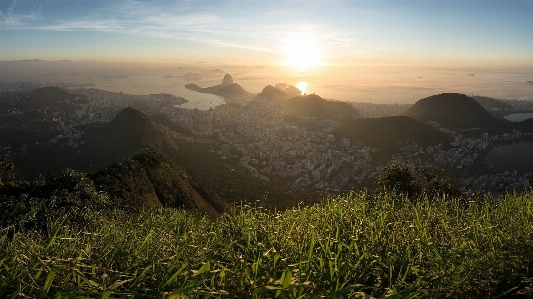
[1,81,532,194]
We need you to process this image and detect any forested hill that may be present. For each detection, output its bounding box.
[90,151,221,216]
[404,93,508,133]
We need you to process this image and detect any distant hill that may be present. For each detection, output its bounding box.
[471,96,511,110]
[26,86,89,109]
[333,116,452,162]
[183,72,202,81]
[185,74,249,99]
[184,83,202,92]
[0,86,86,134]
[28,86,70,99]
[404,93,507,133]
[277,94,360,122]
[215,83,248,98]
[275,83,302,95]
[208,69,225,74]
[90,152,219,216]
[253,85,293,101]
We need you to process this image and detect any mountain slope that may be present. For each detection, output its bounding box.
[14,107,184,178]
[404,93,507,133]
[90,152,219,216]
[471,95,511,110]
[82,107,181,167]
[148,112,195,136]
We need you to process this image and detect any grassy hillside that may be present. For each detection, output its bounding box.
[2,191,533,298]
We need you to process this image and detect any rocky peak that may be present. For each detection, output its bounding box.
[222,73,233,86]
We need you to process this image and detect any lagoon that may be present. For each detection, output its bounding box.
[504,113,533,122]
[484,141,533,172]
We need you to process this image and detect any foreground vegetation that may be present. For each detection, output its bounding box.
[2,191,533,298]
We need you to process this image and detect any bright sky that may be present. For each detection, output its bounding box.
[1,0,532,69]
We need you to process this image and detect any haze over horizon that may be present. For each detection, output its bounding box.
[1,0,533,103]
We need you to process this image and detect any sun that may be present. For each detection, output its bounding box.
[285,35,321,72]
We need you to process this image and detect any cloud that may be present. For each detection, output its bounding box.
[0,0,40,27]
[0,0,371,57]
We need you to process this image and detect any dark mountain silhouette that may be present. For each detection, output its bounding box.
[214,83,248,98]
[183,83,202,91]
[333,116,452,162]
[404,93,507,133]
[221,73,233,86]
[82,107,182,167]
[14,107,185,178]
[5,105,225,215]
[275,83,302,95]
[514,118,533,133]
[253,85,293,101]
[185,73,249,98]
[90,152,219,217]
[278,94,360,122]
[471,96,511,110]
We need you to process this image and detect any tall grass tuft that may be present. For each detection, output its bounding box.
[1,191,533,298]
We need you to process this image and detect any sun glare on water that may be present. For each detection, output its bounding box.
[286,35,321,73]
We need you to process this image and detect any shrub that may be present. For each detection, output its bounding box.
[375,164,461,199]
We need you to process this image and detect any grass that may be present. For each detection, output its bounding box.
[1,191,533,298]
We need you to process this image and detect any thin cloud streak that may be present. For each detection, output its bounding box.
[0,0,359,56]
